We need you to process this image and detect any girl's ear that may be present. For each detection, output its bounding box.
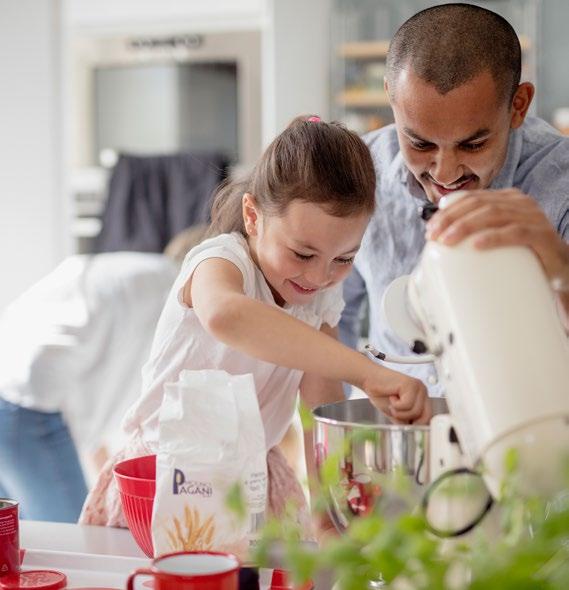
[242,193,260,236]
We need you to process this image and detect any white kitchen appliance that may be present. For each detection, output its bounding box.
[378,193,569,502]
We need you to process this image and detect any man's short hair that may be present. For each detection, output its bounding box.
[386,3,521,104]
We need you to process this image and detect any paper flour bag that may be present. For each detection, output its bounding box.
[151,370,267,558]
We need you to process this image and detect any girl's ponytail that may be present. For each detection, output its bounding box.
[206,177,249,238]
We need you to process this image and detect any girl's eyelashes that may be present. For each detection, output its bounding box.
[292,251,354,265]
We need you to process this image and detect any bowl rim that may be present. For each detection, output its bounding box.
[113,470,155,483]
[312,400,431,432]
[113,454,156,482]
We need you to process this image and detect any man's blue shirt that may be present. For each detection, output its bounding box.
[339,117,569,393]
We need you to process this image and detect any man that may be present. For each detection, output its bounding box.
[340,3,569,392]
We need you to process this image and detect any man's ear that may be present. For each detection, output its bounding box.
[242,193,260,236]
[510,82,535,129]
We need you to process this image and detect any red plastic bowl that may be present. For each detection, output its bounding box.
[113,454,156,558]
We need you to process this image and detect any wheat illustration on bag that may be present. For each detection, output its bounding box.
[165,504,216,551]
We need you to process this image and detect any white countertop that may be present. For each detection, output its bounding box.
[20,521,335,589]
[21,520,146,558]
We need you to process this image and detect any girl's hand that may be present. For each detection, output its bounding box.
[361,365,432,425]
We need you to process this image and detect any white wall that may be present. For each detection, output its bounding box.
[262,0,331,142]
[67,0,265,35]
[0,0,67,311]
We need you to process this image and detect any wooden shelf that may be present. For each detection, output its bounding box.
[338,40,390,59]
[337,89,390,108]
[339,36,529,59]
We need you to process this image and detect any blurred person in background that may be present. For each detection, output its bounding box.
[0,225,206,522]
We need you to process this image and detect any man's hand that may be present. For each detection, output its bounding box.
[426,189,569,291]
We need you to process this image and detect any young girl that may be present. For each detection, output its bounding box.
[80,115,430,531]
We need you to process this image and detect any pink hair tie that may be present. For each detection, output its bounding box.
[307,116,321,122]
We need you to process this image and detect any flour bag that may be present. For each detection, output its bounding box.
[151,370,267,558]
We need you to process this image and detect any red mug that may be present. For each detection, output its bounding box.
[0,499,19,577]
[127,551,240,590]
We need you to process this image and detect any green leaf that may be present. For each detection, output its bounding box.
[285,539,318,584]
[298,400,315,431]
[504,447,520,476]
[351,427,379,445]
[319,450,343,489]
[347,514,383,543]
[224,481,246,522]
[251,428,569,589]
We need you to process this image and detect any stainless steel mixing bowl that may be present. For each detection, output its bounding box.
[313,397,448,533]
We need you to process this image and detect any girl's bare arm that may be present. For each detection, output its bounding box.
[187,257,430,423]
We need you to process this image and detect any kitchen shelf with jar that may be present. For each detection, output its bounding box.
[334,33,532,136]
[333,39,391,135]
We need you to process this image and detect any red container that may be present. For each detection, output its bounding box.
[0,499,19,577]
[127,551,240,590]
[270,569,314,590]
[113,455,156,558]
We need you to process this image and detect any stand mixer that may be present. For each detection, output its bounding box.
[314,192,569,537]
[383,192,569,499]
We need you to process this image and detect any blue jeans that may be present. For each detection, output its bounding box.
[0,398,88,522]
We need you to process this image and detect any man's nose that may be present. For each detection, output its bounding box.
[430,150,462,186]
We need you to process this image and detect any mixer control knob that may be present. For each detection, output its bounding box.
[418,202,439,221]
[411,339,428,354]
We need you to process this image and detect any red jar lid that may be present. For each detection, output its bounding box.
[0,570,67,590]
[270,569,314,590]
[270,569,290,589]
